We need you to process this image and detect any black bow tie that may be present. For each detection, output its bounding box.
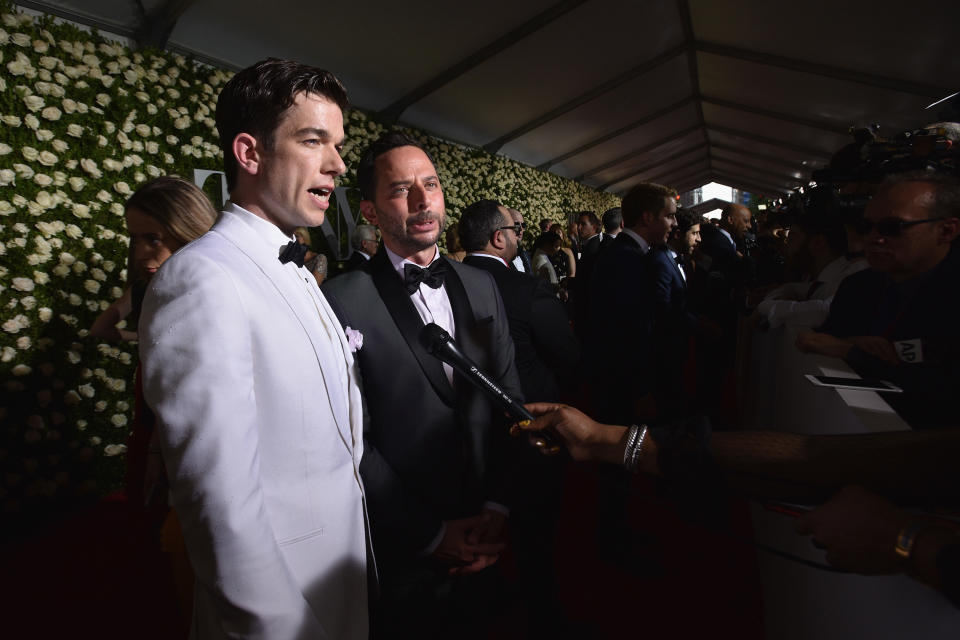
[279,240,308,268]
[403,260,449,294]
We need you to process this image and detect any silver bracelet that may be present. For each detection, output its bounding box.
[624,424,649,473]
[622,424,640,468]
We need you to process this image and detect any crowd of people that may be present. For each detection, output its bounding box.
[90,57,959,638]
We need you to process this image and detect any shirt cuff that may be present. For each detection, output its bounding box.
[420,523,446,556]
[483,501,510,517]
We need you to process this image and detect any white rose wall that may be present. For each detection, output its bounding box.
[0,3,619,527]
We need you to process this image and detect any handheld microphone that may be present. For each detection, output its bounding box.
[421,323,561,454]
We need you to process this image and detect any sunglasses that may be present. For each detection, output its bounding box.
[497,224,524,234]
[854,217,941,237]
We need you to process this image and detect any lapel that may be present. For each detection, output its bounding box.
[369,250,457,406]
[214,210,355,451]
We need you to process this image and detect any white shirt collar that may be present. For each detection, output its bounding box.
[718,227,736,247]
[621,228,651,254]
[384,244,440,279]
[358,250,371,261]
[466,251,510,268]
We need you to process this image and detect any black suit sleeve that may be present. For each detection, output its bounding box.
[529,280,580,370]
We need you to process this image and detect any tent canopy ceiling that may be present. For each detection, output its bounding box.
[20,0,960,198]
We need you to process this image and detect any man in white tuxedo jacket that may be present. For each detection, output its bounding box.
[139,60,369,639]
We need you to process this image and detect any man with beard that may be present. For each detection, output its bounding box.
[321,133,521,638]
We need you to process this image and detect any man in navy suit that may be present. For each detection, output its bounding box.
[648,208,706,416]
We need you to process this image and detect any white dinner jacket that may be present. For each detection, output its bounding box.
[140,203,369,640]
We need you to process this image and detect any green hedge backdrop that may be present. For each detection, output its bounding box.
[0,3,619,528]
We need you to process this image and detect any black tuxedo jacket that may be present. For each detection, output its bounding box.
[342,250,369,273]
[463,255,579,401]
[585,232,656,422]
[321,250,522,569]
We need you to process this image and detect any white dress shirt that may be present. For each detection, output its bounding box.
[758,255,869,328]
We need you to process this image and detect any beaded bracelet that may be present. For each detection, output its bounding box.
[623,424,648,473]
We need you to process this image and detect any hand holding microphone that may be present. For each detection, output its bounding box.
[420,322,562,455]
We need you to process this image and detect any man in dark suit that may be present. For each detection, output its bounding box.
[648,208,704,416]
[460,199,580,402]
[321,133,521,638]
[573,210,602,338]
[797,172,960,429]
[340,223,378,272]
[587,182,678,424]
[459,198,579,635]
[506,207,533,274]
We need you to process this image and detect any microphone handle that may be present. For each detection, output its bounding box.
[439,341,561,453]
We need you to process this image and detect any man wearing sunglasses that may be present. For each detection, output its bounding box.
[797,171,960,428]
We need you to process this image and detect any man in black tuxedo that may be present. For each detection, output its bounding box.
[322,133,521,638]
[600,206,623,248]
[460,199,579,402]
[459,198,579,634]
[573,211,602,338]
[506,207,534,274]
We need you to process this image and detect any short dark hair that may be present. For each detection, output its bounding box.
[216,58,348,192]
[881,171,960,220]
[621,183,677,227]
[459,199,505,252]
[674,208,702,234]
[578,210,600,229]
[601,207,622,232]
[357,131,437,201]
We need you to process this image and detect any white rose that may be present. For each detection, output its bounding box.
[33,173,52,186]
[146,164,161,178]
[78,383,95,398]
[34,271,51,286]
[51,139,68,153]
[0,142,11,154]
[68,176,85,191]
[38,150,57,166]
[66,123,82,137]
[146,103,157,115]
[82,237,94,249]
[134,123,151,137]
[2,114,21,126]
[22,146,39,161]
[163,153,174,164]
[34,127,53,140]
[112,379,126,392]
[12,277,35,292]
[40,105,61,120]
[74,261,87,274]
[91,267,106,281]
[12,364,31,376]
[0,346,13,362]
[14,163,34,180]
[38,307,52,322]
[65,224,82,239]
[11,32,30,47]
[174,115,190,130]
[68,293,82,306]
[61,98,76,113]
[23,94,44,111]
[84,279,100,294]
[97,135,108,147]
[72,203,90,218]
[104,443,127,456]
[35,191,53,208]
[39,55,58,69]
[94,401,107,413]
[17,335,31,348]
[0,201,12,215]
[100,75,114,88]
[165,134,178,145]
[96,93,110,107]
[0,169,14,185]
[79,158,101,178]
[52,264,69,277]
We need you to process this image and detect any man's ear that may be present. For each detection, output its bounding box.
[360,200,378,226]
[233,133,260,178]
